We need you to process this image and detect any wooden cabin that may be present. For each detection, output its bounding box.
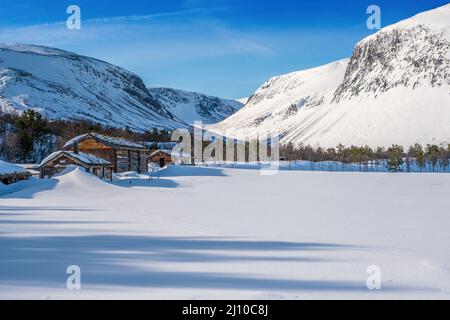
[148,150,173,168]
[0,160,31,185]
[63,133,149,173]
[146,142,178,152]
[39,151,113,179]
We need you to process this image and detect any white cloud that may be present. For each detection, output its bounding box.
[0,10,273,62]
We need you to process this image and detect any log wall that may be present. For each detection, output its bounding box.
[66,137,149,173]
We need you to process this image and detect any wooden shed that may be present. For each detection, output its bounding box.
[148,150,173,168]
[39,151,113,179]
[63,133,149,173]
[0,160,31,185]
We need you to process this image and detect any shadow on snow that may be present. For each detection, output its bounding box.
[156,166,228,178]
[0,234,428,293]
[0,179,59,199]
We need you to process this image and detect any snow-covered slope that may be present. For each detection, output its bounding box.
[0,44,187,131]
[148,87,244,125]
[236,97,249,105]
[209,4,450,147]
[209,59,349,140]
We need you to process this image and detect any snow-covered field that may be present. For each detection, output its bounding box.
[1,166,450,300]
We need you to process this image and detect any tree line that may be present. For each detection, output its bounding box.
[2,109,449,172]
[280,143,450,172]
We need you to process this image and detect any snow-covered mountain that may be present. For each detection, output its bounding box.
[209,4,450,148]
[209,59,349,140]
[148,87,243,125]
[0,44,188,131]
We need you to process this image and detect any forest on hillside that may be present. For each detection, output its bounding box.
[0,110,172,163]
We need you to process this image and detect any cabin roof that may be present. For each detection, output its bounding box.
[63,133,147,150]
[0,160,28,175]
[40,151,111,167]
[149,149,172,157]
[142,142,177,150]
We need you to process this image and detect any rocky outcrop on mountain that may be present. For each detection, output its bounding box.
[333,25,450,103]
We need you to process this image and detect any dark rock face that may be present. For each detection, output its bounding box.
[333,25,450,103]
[252,113,272,127]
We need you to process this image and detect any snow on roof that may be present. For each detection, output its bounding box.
[149,149,172,157]
[40,151,111,166]
[0,160,28,175]
[149,149,191,159]
[63,133,147,150]
[141,141,178,150]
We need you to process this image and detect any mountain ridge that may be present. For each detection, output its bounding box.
[148,87,243,125]
[209,4,450,148]
[0,44,241,132]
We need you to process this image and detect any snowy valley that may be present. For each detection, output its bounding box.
[0,3,450,302]
[1,166,450,299]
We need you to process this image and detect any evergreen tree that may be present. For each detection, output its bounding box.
[410,144,426,172]
[386,145,404,172]
[438,145,449,172]
[15,109,48,161]
[426,144,440,172]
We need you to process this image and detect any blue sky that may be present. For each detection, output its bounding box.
[0,0,448,98]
